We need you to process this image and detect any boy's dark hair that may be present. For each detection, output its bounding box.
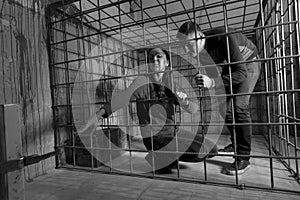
[176,21,201,38]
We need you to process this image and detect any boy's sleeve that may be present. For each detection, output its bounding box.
[101,76,146,118]
[174,82,199,114]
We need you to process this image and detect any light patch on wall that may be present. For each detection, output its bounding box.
[0,17,10,27]
[0,16,17,32]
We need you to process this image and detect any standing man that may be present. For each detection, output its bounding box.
[177,22,261,175]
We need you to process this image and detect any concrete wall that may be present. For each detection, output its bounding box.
[0,0,55,180]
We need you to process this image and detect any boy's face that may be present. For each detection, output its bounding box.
[148,48,169,72]
[148,48,169,82]
[178,32,205,58]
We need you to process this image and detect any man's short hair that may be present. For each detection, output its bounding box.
[176,21,202,38]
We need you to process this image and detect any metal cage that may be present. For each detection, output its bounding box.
[46,0,300,194]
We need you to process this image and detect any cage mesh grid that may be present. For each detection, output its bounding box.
[255,0,300,186]
[46,0,300,194]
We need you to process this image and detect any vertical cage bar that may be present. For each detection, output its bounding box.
[75,17,82,168]
[287,0,299,179]
[164,0,180,178]
[280,0,291,167]
[117,0,132,173]
[60,0,78,167]
[46,5,59,168]
[292,0,300,180]
[275,0,285,160]
[138,0,156,175]
[60,0,76,168]
[259,0,275,188]
[87,20,95,170]
[78,0,93,169]
[222,0,239,184]
[98,0,110,170]
[192,0,207,181]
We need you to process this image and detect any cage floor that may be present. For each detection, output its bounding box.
[25,169,300,200]
[85,134,300,192]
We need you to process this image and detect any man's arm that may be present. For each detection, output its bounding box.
[196,34,248,89]
[195,49,223,90]
[221,34,247,87]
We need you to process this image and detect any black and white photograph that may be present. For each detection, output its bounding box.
[0,0,300,199]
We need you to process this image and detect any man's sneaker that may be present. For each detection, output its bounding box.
[154,161,178,174]
[154,167,173,174]
[218,144,234,155]
[170,160,179,169]
[226,160,250,175]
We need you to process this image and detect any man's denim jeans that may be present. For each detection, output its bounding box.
[225,58,261,160]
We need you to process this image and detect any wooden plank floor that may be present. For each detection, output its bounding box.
[25,168,300,200]
[25,135,300,200]
[89,135,300,192]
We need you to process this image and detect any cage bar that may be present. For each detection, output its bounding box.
[46,0,300,194]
